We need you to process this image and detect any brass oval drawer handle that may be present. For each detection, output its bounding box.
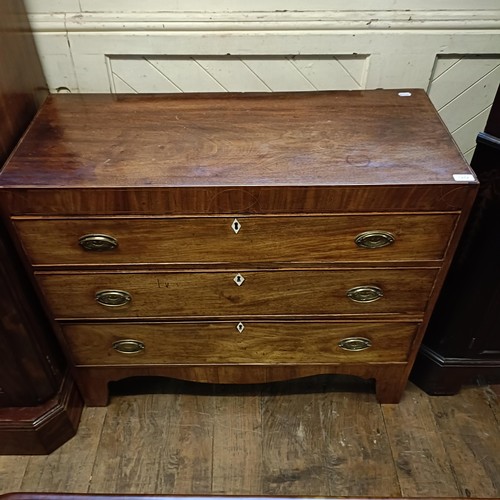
[338,337,372,352]
[355,231,395,249]
[79,234,118,251]
[95,289,131,307]
[347,285,384,303]
[112,339,145,355]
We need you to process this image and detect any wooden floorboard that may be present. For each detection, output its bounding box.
[212,389,262,494]
[0,378,499,498]
[381,383,460,497]
[322,391,400,497]
[429,386,500,497]
[19,407,107,493]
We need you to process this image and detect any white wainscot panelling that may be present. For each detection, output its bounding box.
[27,4,500,164]
[25,0,500,13]
[428,55,500,162]
[108,55,368,93]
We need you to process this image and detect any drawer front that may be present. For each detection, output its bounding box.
[37,268,438,319]
[13,214,457,266]
[62,321,420,365]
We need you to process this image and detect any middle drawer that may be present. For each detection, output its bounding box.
[37,268,438,319]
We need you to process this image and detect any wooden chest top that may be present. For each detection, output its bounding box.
[0,90,475,213]
[1,90,475,189]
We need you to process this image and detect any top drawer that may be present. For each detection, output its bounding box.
[12,214,457,266]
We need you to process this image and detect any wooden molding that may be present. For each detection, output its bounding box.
[28,9,500,33]
[0,371,83,455]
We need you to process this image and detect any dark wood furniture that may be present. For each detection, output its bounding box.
[0,0,83,454]
[0,90,477,406]
[411,85,500,394]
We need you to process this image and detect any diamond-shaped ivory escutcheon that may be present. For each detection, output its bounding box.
[233,273,245,286]
[231,218,241,234]
[236,322,245,333]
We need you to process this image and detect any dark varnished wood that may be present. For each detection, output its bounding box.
[0,371,81,455]
[36,268,437,320]
[0,91,478,406]
[411,84,500,394]
[0,0,46,166]
[71,364,411,407]
[0,91,474,190]
[13,213,458,266]
[1,185,474,215]
[0,0,83,453]
[62,321,418,366]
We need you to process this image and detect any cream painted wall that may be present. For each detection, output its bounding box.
[25,0,500,161]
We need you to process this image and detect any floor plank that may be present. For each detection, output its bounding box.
[88,380,214,494]
[261,383,330,496]
[429,385,500,497]
[322,391,401,497]
[18,407,107,493]
[211,388,263,494]
[382,383,460,497]
[0,456,29,493]
[1,380,499,497]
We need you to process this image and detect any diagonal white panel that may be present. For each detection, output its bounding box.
[108,55,369,94]
[112,73,138,93]
[430,55,460,81]
[147,57,226,92]
[451,106,491,154]
[242,57,317,91]
[428,54,500,163]
[428,56,500,109]
[193,57,271,92]
[438,65,500,132]
[290,55,366,90]
[110,57,181,93]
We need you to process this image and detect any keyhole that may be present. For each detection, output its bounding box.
[232,218,241,234]
[233,273,245,286]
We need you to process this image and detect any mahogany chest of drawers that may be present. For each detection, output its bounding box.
[0,90,478,405]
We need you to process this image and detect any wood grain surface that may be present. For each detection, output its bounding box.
[36,268,437,320]
[0,91,475,189]
[0,381,498,497]
[61,321,419,366]
[0,91,479,408]
[13,213,458,267]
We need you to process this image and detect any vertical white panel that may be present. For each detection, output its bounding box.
[32,33,79,92]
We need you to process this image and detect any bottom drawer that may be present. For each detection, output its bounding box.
[62,321,420,366]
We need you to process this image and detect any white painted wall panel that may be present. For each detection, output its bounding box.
[452,106,491,155]
[429,56,500,109]
[24,0,500,13]
[24,1,500,161]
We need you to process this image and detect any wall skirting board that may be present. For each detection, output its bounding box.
[25,0,500,162]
